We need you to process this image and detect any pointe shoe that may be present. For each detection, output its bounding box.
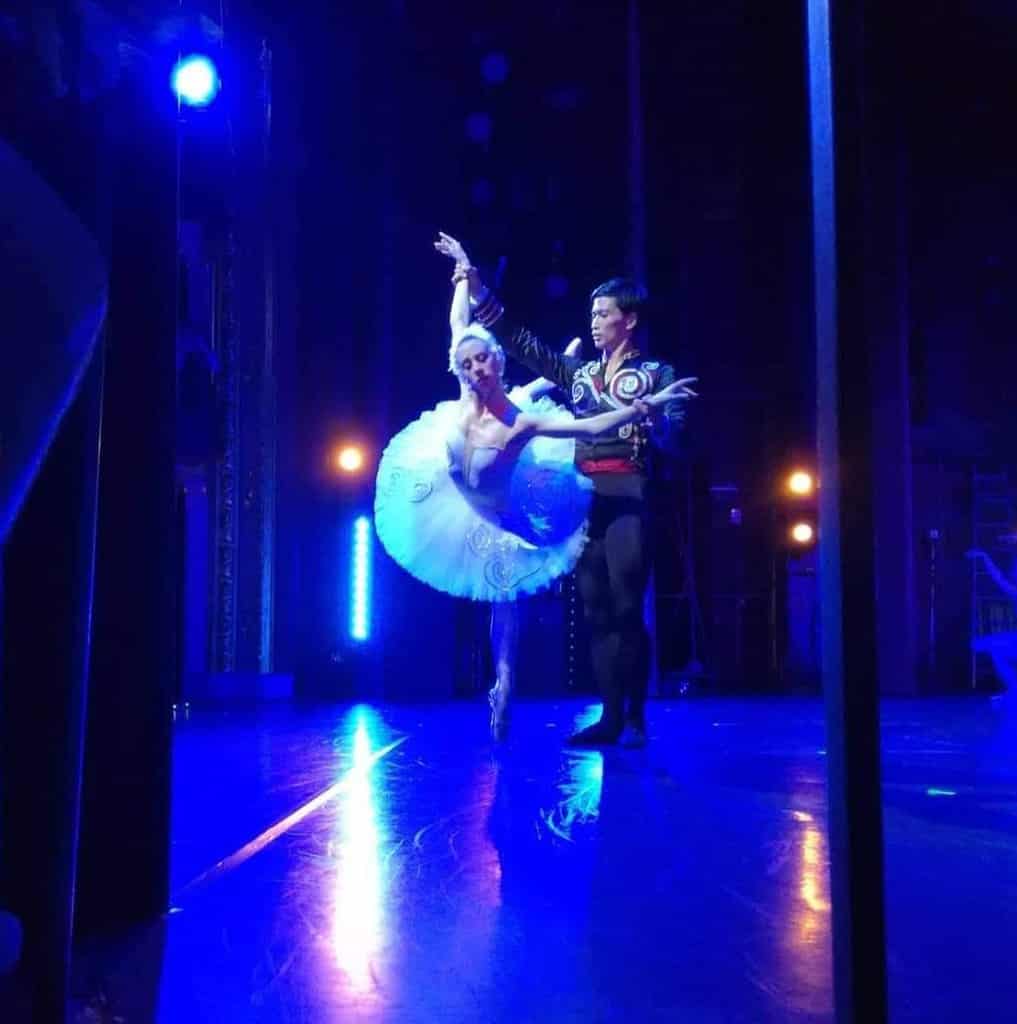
[488,683,511,741]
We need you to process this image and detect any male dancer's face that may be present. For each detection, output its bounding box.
[590,296,637,355]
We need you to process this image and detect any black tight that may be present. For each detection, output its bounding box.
[575,479,652,733]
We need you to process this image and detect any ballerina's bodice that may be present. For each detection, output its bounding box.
[446,410,527,496]
[444,399,528,487]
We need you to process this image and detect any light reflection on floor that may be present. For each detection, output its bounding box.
[65,697,1017,1024]
[332,709,387,999]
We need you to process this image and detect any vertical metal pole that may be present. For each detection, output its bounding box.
[626,0,647,283]
[75,73,176,938]
[213,228,240,672]
[806,1,889,1020]
[258,39,278,673]
[626,0,661,696]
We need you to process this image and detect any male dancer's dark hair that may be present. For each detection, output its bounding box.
[589,277,648,318]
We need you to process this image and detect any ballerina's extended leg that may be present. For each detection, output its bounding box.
[489,600,519,740]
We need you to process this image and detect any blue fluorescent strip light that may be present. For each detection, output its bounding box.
[350,516,371,641]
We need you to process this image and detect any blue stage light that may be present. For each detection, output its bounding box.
[350,516,372,641]
[171,55,220,107]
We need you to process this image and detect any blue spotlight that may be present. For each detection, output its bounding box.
[350,516,372,642]
[171,54,220,107]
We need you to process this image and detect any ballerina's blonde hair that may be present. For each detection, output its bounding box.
[448,324,506,383]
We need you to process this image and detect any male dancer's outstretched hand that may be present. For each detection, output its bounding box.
[638,376,699,428]
[647,377,699,403]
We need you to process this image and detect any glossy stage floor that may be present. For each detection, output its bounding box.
[73,696,1016,1023]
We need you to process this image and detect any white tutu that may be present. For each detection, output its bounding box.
[374,388,592,602]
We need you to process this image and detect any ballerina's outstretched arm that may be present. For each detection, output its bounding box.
[511,377,699,441]
[449,270,472,337]
[437,232,474,336]
[448,276,474,401]
[439,234,479,402]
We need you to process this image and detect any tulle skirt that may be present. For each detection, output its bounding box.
[374,390,592,602]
